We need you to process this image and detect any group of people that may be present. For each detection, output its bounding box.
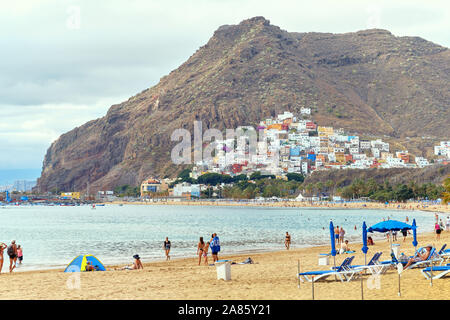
[0,240,23,273]
[334,226,346,245]
[197,233,221,265]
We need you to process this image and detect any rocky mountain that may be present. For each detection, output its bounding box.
[36,17,450,192]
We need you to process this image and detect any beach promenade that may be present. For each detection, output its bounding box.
[0,231,448,300]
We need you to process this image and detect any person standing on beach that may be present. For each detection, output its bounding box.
[435,222,442,241]
[446,216,450,232]
[203,242,210,265]
[402,229,408,242]
[210,233,220,263]
[339,227,345,244]
[7,240,17,272]
[335,226,340,245]
[163,237,171,261]
[17,245,23,264]
[285,232,291,250]
[197,237,205,266]
[0,242,7,273]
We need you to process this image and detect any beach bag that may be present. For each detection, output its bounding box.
[7,245,14,256]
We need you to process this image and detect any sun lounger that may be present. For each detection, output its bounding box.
[298,256,359,283]
[349,252,390,275]
[421,264,450,280]
[404,247,443,270]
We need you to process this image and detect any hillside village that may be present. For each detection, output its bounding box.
[139,110,449,199]
[192,110,446,176]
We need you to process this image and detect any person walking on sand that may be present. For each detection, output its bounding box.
[17,245,23,264]
[7,240,17,273]
[197,237,205,266]
[285,232,291,250]
[163,237,171,261]
[0,242,7,273]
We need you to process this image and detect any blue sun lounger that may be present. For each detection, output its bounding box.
[438,244,450,263]
[404,247,443,270]
[298,256,358,283]
[349,252,390,275]
[421,264,450,280]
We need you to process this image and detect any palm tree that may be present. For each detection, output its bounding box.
[442,175,450,205]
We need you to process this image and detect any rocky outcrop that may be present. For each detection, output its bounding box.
[36,17,450,192]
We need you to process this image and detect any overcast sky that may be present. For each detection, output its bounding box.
[0,0,449,176]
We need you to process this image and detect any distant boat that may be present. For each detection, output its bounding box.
[96,204,105,207]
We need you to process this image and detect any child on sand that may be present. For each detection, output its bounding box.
[17,245,23,264]
[203,242,210,265]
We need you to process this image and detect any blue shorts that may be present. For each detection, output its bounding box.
[335,235,339,239]
[211,250,219,255]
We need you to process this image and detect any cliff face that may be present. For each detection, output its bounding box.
[36,17,450,192]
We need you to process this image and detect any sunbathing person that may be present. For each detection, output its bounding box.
[339,240,350,254]
[404,245,432,268]
[119,254,144,270]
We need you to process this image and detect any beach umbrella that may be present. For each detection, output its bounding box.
[329,221,336,272]
[362,221,368,265]
[368,220,414,251]
[412,219,418,251]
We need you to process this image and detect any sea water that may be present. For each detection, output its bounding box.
[0,204,437,271]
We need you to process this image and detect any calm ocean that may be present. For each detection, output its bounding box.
[0,204,437,272]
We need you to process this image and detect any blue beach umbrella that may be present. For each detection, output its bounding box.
[368,220,414,250]
[330,221,336,257]
[329,221,337,273]
[362,221,368,265]
[412,219,418,250]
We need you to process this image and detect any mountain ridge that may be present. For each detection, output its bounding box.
[36,17,450,192]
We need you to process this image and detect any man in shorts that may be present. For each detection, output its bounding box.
[210,233,220,263]
[7,240,17,273]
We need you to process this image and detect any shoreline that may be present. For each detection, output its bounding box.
[109,199,450,213]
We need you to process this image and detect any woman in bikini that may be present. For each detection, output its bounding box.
[197,237,205,266]
[0,242,7,273]
[285,232,291,250]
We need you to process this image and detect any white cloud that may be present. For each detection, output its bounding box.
[0,0,448,170]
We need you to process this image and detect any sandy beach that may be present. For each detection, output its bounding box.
[111,199,450,214]
[1,230,448,300]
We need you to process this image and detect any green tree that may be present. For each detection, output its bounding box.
[286,173,305,183]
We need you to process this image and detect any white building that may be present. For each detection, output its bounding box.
[300,107,311,115]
